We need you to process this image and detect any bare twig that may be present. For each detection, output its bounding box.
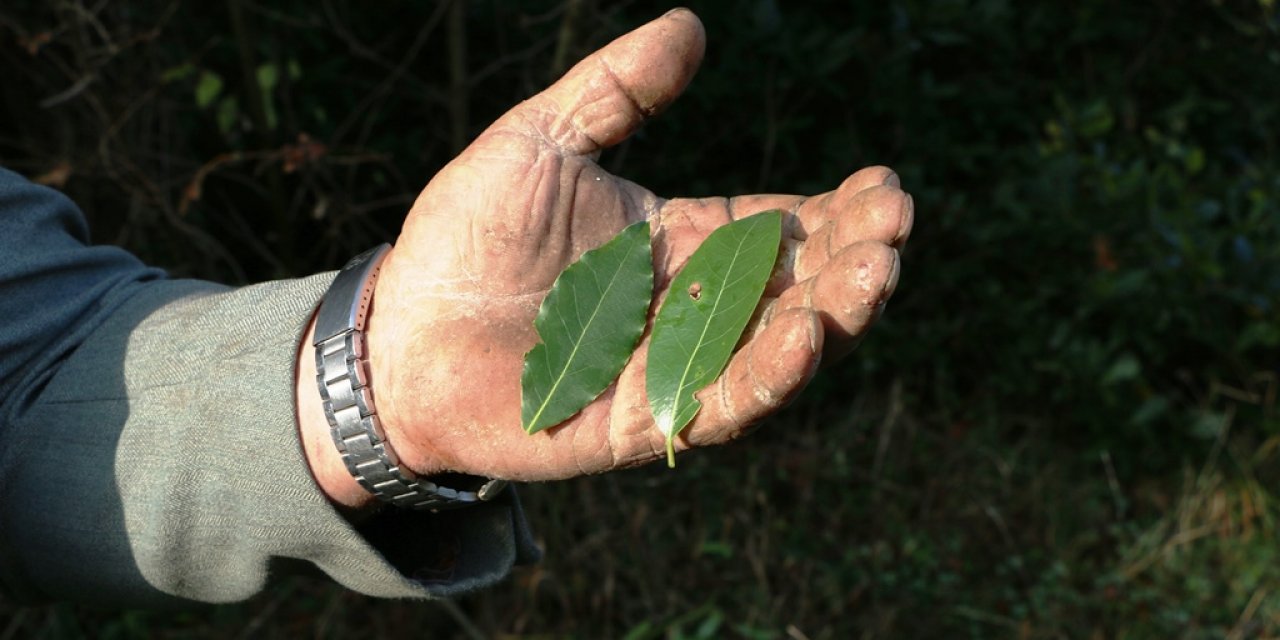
[1101,449,1128,519]
[438,599,488,640]
[871,377,903,483]
[550,0,585,79]
[468,33,558,87]
[237,581,295,640]
[756,58,778,191]
[64,0,118,56]
[448,0,469,153]
[38,73,95,108]
[949,605,1020,630]
[325,0,449,145]
[1226,587,1268,640]
[242,0,322,29]
[0,609,27,640]
[226,0,270,137]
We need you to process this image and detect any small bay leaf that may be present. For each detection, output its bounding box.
[522,221,653,434]
[646,210,783,466]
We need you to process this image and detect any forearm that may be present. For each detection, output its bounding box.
[1,275,359,605]
[1,271,538,606]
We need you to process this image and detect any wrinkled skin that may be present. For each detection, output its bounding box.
[299,9,914,502]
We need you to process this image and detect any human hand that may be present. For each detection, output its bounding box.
[297,9,913,507]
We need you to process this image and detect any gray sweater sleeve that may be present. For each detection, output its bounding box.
[0,169,538,606]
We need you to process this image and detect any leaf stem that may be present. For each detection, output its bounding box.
[666,438,676,468]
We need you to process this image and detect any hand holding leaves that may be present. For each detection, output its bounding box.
[350,10,912,485]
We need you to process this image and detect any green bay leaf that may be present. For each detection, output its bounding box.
[646,211,783,466]
[522,221,653,434]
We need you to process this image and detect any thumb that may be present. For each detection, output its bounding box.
[490,8,705,156]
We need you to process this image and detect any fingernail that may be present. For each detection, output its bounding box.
[883,249,902,297]
[882,171,901,188]
[664,7,690,18]
[805,308,820,354]
[895,194,914,244]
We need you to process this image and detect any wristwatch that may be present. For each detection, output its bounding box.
[313,243,508,510]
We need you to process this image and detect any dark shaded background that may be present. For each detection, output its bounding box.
[1,0,1278,637]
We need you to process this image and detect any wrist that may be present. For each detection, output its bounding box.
[361,262,462,479]
[299,246,508,511]
[296,314,378,511]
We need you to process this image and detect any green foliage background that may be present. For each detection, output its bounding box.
[1,0,1278,637]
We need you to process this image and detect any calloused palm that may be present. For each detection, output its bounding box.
[364,9,912,482]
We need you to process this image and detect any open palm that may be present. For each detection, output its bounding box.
[363,9,912,482]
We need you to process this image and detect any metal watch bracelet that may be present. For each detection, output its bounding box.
[312,243,508,510]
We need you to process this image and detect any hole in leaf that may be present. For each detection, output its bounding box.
[688,282,702,300]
